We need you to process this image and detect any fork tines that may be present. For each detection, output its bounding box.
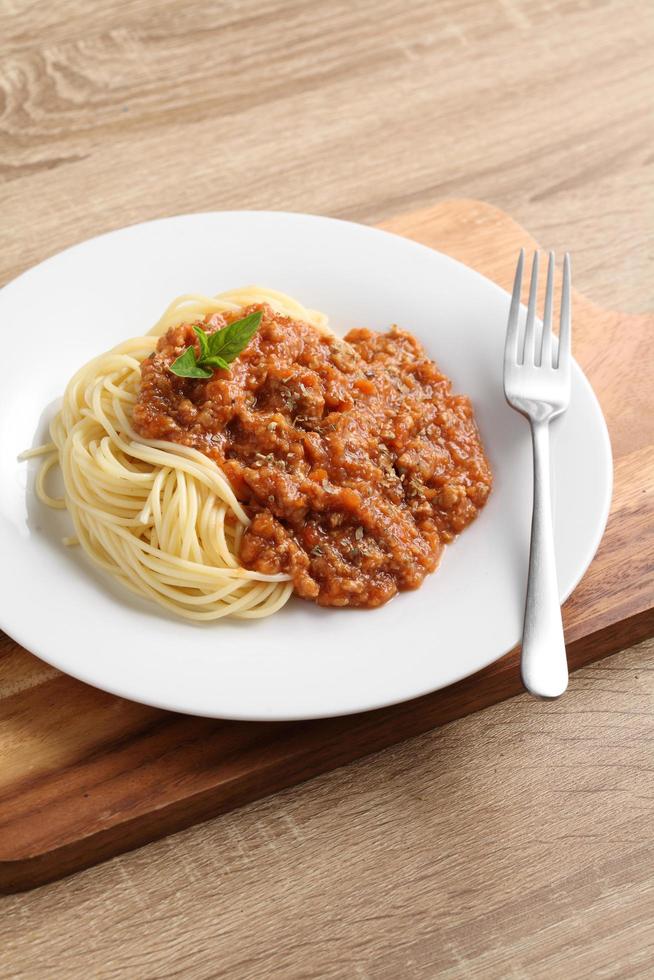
[505,250,571,371]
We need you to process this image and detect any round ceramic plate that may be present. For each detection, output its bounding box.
[0,211,612,720]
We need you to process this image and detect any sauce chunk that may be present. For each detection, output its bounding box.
[133,305,492,607]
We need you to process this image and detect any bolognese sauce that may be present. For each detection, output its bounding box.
[133,305,492,607]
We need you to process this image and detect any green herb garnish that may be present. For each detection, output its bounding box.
[169,311,263,379]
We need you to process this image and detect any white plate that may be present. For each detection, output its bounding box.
[0,212,612,720]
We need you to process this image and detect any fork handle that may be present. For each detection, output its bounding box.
[521,419,568,699]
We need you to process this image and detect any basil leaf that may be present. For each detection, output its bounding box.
[208,311,263,362]
[168,310,262,380]
[201,355,231,371]
[169,347,212,379]
[193,325,210,361]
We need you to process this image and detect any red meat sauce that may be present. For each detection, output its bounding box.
[132,305,492,607]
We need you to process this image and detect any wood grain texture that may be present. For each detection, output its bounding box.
[0,0,652,314]
[0,0,653,974]
[0,197,652,895]
[1,640,653,979]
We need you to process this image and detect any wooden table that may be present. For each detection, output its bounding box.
[1,1,653,976]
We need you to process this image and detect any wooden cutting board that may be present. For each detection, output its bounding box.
[1,199,652,893]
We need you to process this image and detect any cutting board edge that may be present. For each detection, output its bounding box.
[2,605,653,893]
[382,196,651,323]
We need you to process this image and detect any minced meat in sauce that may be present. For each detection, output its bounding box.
[132,305,492,607]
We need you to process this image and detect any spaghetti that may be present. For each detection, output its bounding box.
[26,288,328,621]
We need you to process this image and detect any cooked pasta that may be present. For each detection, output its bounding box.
[25,288,327,620]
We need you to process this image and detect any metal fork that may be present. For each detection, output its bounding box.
[504,250,571,699]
